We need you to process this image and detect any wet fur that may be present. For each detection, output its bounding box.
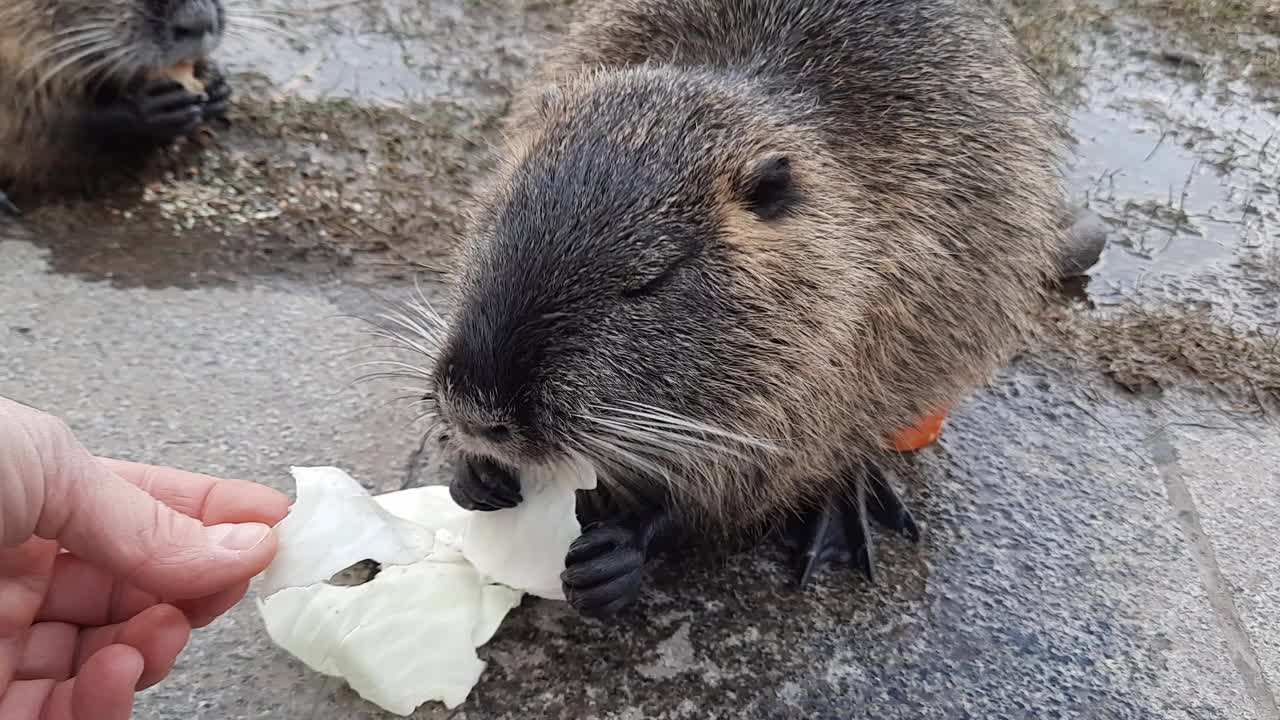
[432,0,1068,544]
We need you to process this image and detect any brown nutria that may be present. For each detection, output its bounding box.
[402,0,1067,619]
[0,0,239,213]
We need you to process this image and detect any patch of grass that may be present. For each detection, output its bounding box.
[131,84,515,277]
[1122,0,1280,91]
[1042,304,1280,406]
[993,0,1112,100]
[1125,0,1280,33]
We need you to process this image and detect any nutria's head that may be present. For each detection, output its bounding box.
[4,0,226,85]
[424,67,866,492]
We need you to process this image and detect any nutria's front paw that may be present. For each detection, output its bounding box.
[561,523,647,619]
[449,457,522,511]
[0,190,18,216]
[85,78,203,147]
[197,62,232,122]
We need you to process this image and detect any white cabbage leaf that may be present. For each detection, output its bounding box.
[254,459,596,715]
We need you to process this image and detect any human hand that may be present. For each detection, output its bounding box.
[0,397,291,719]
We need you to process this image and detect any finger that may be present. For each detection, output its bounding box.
[561,547,644,589]
[74,604,190,690]
[15,622,77,681]
[0,677,55,719]
[564,527,633,566]
[41,460,278,601]
[71,645,142,720]
[176,579,249,629]
[5,401,281,601]
[144,79,187,97]
[37,553,246,630]
[0,651,139,720]
[32,645,142,720]
[95,458,290,526]
[0,539,57,690]
[36,553,156,626]
[141,109,203,137]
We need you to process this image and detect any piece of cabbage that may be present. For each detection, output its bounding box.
[255,458,596,715]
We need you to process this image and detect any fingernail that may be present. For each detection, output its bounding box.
[207,522,271,551]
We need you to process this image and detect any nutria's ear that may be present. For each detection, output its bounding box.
[739,152,798,220]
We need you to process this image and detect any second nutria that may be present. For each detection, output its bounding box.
[0,0,234,213]
[410,0,1067,619]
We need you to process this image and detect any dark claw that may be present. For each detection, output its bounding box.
[561,524,647,619]
[561,508,676,620]
[843,475,876,582]
[784,461,920,589]
[864,464,921,541]
[0,191,19,216]
[796,500,838,589]
[449,457,522,511]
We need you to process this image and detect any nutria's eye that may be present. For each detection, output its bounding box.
[740,152,799,220]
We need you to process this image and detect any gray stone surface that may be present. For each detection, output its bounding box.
[2,238,1277,719]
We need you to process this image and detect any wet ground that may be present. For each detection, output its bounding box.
[1,0,1278,717]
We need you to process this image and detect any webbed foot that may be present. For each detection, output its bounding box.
[561,508,676,620]
[448,457,522,511]
[782,463,919,589]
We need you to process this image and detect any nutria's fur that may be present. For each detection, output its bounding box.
[0,0,232,206]
[416,0,1067,611]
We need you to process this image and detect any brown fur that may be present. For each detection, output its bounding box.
[0,5,92,193]
[0,0,227,199]
[433,0,1068,539]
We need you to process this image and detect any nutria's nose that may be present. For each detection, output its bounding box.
[170,1,220,46]
[173,19,215,41]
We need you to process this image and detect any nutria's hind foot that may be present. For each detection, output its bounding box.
[449,457,523,511]
[85,78,205,148]
[0,191,19,216]
[783,463,919,589]
[561,508,676,619]
[198,62,233,124]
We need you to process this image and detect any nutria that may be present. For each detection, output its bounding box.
[0,0,235,213]
[407,0,1067,619]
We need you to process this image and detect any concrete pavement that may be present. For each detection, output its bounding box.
[2,236,1276,718]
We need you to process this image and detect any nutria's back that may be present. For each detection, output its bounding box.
[433,0,1067,531]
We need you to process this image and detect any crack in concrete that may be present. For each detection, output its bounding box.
[400,430,433,489]
[1150,430,1279,719]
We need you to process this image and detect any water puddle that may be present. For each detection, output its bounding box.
[219,0,569,104]
[1065,26,1279,312]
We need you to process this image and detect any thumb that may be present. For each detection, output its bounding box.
[46,462,278,600]
[4,399,277,600]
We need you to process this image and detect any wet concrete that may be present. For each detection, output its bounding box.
[1,0,1278,717]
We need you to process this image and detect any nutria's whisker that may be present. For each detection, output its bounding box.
[33,43,125,91]
[571,433,680,490]
[74,46,138,91]
[22,32,117,80]
[581,413,758,465]
[348,359,436,381]
[606,401,785,453]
